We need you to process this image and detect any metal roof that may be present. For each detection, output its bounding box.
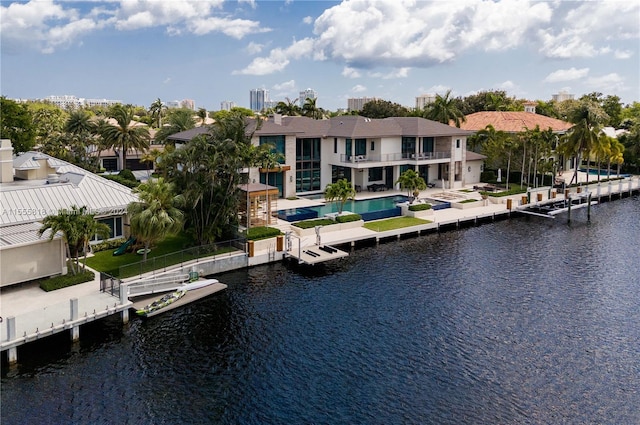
[1,152,138,227]
[0,222,59,248]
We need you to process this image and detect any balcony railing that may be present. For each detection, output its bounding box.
[339,151,451,164]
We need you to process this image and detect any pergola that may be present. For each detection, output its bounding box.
[238,183,280,228]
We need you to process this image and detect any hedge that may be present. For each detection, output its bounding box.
[246,226,282,241]
[336,213,362,223]
[292,218,334,229]
[91,238,127,253]
[408,203,432,211]
[39,270,95,292]
[101,174,138,188]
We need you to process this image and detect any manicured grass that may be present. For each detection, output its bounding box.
[459,199,479,204]
[364,216,431,232]
[81,235,234,278]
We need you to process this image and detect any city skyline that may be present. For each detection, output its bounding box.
[1,1,638,112]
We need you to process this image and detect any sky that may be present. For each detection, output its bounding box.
[1,0,639,112]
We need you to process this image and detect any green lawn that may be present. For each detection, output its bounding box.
[84,234,200,277]
[363,216,431,232]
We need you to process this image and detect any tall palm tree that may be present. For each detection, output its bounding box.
[424,90,465,127]
[128,178,184,262]
[75,206,111,271]
[558,101,607,185]
[197,107,208,126]
[476,125,515,189]
[275,97,301,116]
[101,105,150,170]
[608,138,625,178]
[395,169,427,200]
[302,97,324,120]
[324,179,356,214]
[592,133,613,182]
[149,98,165,128]
[255,144,285,224]
[154,108,197,144]
[38,207,82,275]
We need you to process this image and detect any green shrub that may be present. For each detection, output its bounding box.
[286,196,299,200]
[293,218,334,229]
[118,169,137,182]
[488,187,528,197]
[39,270,95,292]
[101,174,138,188]
[459,199,478,204]
[480,170,496,182]
[91,238,127,253]
[246,226,282,241]
[336,213,362,223]
[409,203,432,211]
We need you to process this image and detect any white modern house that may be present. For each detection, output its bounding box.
[0,139,138,287]
[246,115,479,198]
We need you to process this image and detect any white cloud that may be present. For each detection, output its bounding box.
[272,80,296,91]
[543,67,590,83]
[368,68,411,79]
[614,49,632,59]
[537,1,639,59]
[245,41,264,55]
[420,85,450,96]
[234,38,314,75]
[342,67,361,79]
[302,16,313,25]
[586,73,626,94]
[351,85,367,93]
[0,0,267,53]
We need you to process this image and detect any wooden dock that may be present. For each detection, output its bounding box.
[284,244,349,265]
[131,282,227,318]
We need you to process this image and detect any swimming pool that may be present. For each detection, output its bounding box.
[278,195,409,222]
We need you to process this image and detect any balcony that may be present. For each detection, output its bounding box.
[339,151,450,164]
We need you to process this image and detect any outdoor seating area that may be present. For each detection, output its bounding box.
[367,183,388,192]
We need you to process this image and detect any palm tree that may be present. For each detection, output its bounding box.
[65,110,95,134]
[154,108,196,144]
[302,97,324,120]
[149,98,166,128]
[476,125,515,189]
[608,138,625,178]
[424,90,465,127]
[75,207,111,271]
[128,178,184,262]
[592,133,613,182]
[255,145,285,224]
[197,107,208,126]
[558,101,607,185]
[275,97,300,116]
[395,169,427,201]
[100,105,150,170]
[38,207,82,275]
[324,179,356,214]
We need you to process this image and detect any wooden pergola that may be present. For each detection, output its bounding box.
[238,183,280,228]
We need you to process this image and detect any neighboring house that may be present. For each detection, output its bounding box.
[0,139,138,287]
[169,115,480,198]
[458,107,573,172]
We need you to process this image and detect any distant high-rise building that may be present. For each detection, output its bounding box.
[166,100,181,108]
[220,100,236,111]
[552,90,574,102]
[415,94,436,110]
[180,99,195,110]
[299,88,317,107]
[43,95,121,109]
[250,88,269,112]
[347,97,377,112]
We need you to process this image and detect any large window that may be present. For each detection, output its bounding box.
[368,167,383,181]
[296,138,321,192]
[422,137,434,153]
[332,166,351,183]
[402,137,416,157]
[355,138,366,156]
[92,216,123,242]
[260,135,286,163]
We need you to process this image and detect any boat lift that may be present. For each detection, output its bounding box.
[283,227,349,265]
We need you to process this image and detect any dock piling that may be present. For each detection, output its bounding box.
[70,298,79,342]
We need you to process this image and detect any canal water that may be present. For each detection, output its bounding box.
[2,197,639,424]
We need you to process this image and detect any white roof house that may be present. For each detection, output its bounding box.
[0,139,138,287]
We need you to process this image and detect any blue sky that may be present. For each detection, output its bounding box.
[1,0,639,111]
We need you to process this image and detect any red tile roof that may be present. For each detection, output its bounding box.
[458,112,572,133]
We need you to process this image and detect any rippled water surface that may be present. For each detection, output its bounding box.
[2,197,640,424]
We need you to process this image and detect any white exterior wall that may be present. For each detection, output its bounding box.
[0,238,66,287]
